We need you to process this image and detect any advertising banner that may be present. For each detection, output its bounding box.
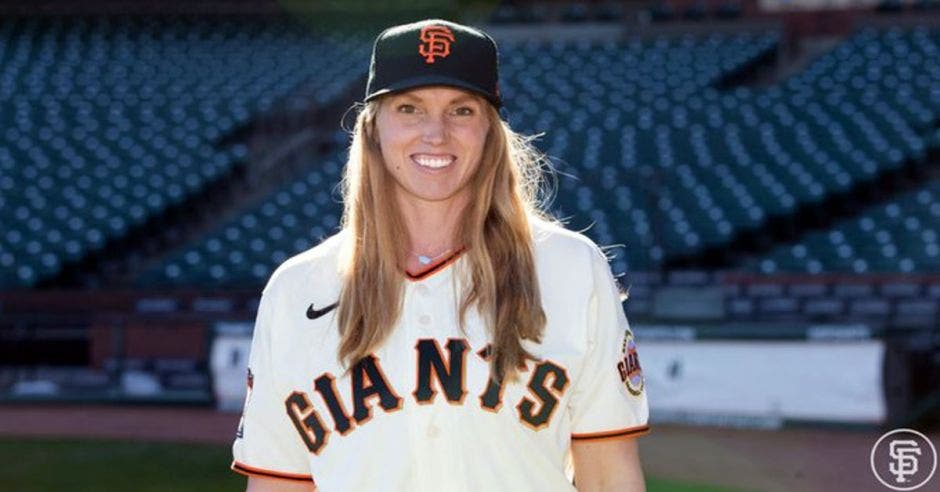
[639,339,886,425]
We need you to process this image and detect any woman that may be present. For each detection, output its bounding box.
[232,19,649,491]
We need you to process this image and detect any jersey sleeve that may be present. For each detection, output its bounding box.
[231,283,313,483]
[568,248,650,441]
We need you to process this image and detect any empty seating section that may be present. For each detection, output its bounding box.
[744,27,940,273]
[5,19,940,289]
[500,28,938,273]
[748,181,940,273]
[136,154,346,287]
[144,32,778,286]
[0,17,367,288]
[146,27,940,286]
[499,33,778,272]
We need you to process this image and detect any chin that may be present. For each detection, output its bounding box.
[403,187,466,204]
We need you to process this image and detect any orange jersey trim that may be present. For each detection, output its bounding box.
[230,460,314,482]
[571,424,651,442]
[405,246,466,281]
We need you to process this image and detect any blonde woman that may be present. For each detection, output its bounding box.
[233,19,649,492]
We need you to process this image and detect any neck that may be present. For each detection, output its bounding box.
[396,192,468,254]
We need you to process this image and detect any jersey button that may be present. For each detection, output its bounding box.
[419,314,431,325]
[416,284,430,296]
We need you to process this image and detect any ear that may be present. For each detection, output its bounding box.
[371,126,381,147]
[364,116,380,147]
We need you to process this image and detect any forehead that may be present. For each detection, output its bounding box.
[386,86,482,104]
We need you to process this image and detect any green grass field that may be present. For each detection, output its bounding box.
[0,438,734,491]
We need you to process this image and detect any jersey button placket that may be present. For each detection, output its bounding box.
[415,283,433,333]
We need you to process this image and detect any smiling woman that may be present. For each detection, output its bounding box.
[375,88,490,226]
[232,18,649,492]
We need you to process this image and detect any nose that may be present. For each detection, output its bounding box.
[421,114,446,145]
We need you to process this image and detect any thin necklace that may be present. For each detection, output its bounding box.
[409,246,453,265]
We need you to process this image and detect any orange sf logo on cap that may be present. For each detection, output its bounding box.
[418,25,455,64]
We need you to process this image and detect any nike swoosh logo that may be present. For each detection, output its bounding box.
[306,302,338,320]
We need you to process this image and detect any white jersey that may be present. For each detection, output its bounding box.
[231,218,649,491]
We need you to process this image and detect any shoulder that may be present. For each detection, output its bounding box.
[261,230,348,299]
[529,217,611,286]
[530,217,608,266]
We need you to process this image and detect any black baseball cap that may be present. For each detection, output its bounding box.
[364,19,501,108]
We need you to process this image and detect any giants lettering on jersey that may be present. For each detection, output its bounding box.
[284,338,568,454]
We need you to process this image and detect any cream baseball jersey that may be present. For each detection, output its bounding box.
[231,218,649,490]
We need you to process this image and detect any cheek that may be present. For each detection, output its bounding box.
[471,133,490,171]
[461,125,490,161]
[375,122,406,170]
[380,143,400,171]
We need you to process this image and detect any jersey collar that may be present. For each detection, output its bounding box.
[404,246,466,282]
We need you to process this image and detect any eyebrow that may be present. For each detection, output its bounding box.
[394,93,480,105]
[447,94,479,104]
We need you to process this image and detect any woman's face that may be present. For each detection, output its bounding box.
[374,86,491,209]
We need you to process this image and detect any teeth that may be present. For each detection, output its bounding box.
[413,155,454,169]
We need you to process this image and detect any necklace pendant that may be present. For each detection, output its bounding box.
[418,255,432,265]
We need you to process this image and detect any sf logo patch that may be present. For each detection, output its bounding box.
[418,25,454,64]
[617,329,644,396]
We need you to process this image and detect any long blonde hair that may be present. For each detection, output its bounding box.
[336,96,554,383]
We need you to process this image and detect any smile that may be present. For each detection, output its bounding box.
[411,153,456,169]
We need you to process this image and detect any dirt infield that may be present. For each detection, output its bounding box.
[0,405,935,491]
[639,424,916,492]
[0,405,240,445]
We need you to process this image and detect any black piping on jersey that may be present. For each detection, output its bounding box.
[570,424,651,441]
[230,460,313,482]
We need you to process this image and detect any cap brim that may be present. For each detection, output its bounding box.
[365,75,501,108]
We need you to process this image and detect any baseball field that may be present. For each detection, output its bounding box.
[0,405,922,491]
[0,438,733,492]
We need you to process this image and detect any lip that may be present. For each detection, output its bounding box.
[410,153,456,172]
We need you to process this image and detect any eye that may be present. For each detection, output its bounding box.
[397,104,418,114]
[453,106,475,116]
